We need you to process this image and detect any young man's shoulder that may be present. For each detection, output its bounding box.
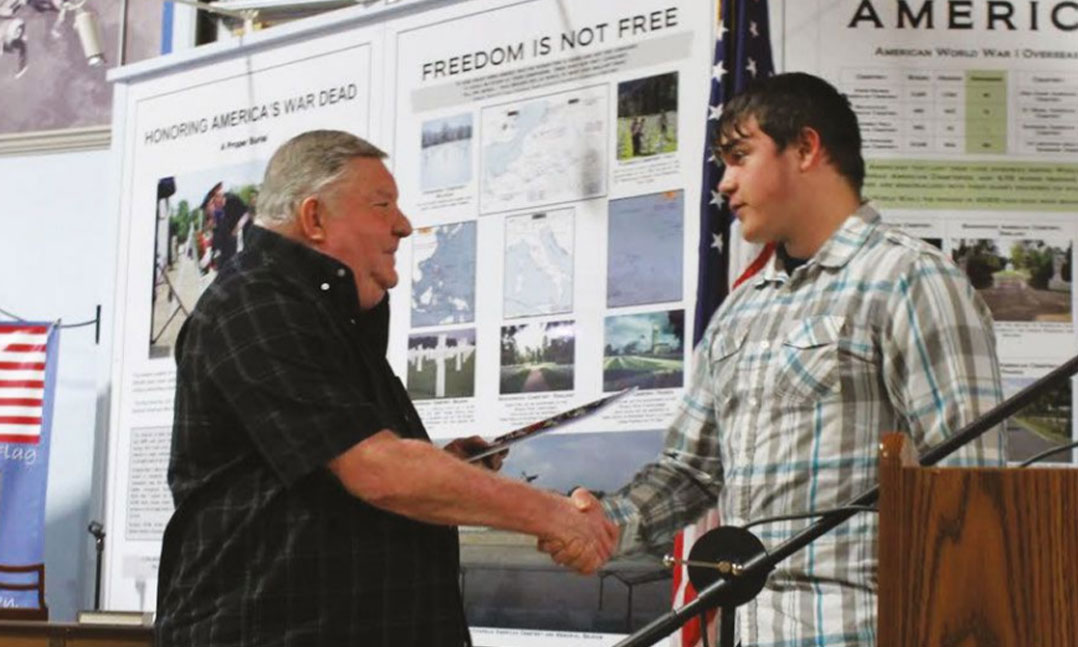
[865,220,961,277]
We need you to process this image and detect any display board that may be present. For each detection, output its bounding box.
[103,1,712,643]
[385,0,712,439]
[784,0,1078,467]
[104,16,385,613]
[102,1,1077,645]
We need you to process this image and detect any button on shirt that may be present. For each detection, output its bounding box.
[156,225,468,647]
[603,205,1005,647]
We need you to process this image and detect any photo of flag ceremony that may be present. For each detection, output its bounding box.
[3,1,1078,646]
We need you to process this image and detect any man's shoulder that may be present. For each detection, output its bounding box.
[861,220,961,279]
[182,260,314,356]
[201,258,306,315]
[698,278,758,342]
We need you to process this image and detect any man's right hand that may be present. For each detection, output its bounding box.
[538,488,619,575]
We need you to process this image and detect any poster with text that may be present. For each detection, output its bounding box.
[383,0,713,643]
[385,0,713,453]
[103,26,384,611]
[784,0,1078,465]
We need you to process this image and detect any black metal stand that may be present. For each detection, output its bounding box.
[719,606,734,647]
[680,525,767,647]
[615,352,1078,647]
[88,521,105,611]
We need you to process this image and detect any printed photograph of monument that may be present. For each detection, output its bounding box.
[406,328,476,400]
[603,310,684,391]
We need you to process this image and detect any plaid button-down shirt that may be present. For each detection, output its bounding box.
[156,226,468,647]
[603,205,1005,647]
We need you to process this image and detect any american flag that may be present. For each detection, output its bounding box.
[0,324,50,444]
[673,1,775,645]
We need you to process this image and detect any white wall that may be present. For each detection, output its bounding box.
[0,147,116,620]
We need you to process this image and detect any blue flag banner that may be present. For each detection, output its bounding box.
[0,322,59,611]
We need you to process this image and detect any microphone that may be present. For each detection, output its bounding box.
[87,520,105,540]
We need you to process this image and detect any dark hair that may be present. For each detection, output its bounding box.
[717,72,864,194]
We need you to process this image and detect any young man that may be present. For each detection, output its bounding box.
[587,73,1006,645]
[156,130,616,647]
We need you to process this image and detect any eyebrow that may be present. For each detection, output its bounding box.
[716,138,745,154]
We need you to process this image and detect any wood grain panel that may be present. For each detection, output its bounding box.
[879,433,1078,647]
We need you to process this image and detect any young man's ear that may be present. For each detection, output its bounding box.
[795,126,824,171]
[297,195,327,243]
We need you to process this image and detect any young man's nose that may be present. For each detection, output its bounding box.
[718,169,736,198]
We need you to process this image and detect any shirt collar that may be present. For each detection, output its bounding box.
[755,203,880,286]
[244,225,354,295]
[242,225,391,352]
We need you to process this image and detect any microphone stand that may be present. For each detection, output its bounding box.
[87,521,105,611]
[615,352,1078,647]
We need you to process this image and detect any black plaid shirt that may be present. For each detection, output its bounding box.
[156,226,469,647]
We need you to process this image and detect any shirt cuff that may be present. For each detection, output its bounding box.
[601,495,643,556]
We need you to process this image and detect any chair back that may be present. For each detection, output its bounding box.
[0,563,48,621]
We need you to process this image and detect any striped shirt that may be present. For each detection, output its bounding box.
[603,205,1005,647]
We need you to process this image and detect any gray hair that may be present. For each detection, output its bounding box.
[255,130,387,227]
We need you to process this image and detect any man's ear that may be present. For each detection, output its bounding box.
[795,126,824,171]
[297,196,326,243]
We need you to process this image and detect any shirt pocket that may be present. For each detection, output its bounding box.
[708,327,749,408]
[774,315,844,404]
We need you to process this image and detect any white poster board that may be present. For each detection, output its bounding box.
[104,18,385,612]
[103,1,714,642]
[783,0,1078,466]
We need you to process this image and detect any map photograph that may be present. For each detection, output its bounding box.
[411,221,478,327]
[1002,376,1073,465]
[617,71,678,160]
[952,238,1072,323]
[420,113,473,192]
[406,328,476,400]
[603,310,684,391]
[479,84,607,214]
[607,190,683,308]
[500,319,574,394]
[503,208,574,319]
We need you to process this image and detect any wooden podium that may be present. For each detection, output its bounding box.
[878,433,1078,646]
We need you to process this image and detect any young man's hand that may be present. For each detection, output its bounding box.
[537,488,619,574]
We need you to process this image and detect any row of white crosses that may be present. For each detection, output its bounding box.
[408,334,476,398]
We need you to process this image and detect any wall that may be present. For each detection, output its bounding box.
[0,148,116,620]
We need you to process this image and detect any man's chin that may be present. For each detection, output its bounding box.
[381,272,399,290]
[740,227,765,244]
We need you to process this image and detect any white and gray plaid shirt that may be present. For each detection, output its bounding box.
[603,205,1005,647]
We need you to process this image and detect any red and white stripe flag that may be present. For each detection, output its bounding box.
[0,324,49,444]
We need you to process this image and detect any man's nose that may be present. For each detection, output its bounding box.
[395,210,413,237]
[717,168,735,198]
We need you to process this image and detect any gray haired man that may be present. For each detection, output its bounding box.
[155,130,616,647]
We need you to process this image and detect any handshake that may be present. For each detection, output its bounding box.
[445,436,619,575]
[536,488,619,575]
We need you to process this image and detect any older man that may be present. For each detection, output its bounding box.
[155,130,615,647]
